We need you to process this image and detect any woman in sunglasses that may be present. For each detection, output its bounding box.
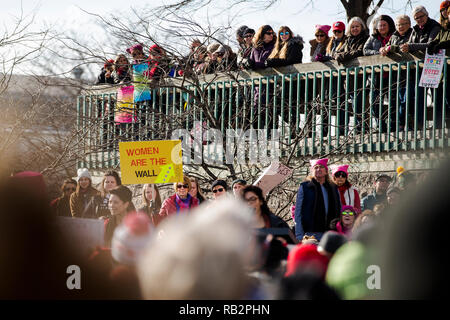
[330,205,357,237]
[50,178,78,217]
[265,26,304,67]
[242,185,289,229]
[331,164,361,214]
[159,176,199,218]
[326,21,346,59]
[244,25,276,70]
[310,24,331,62]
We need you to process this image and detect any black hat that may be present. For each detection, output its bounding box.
[318,231,347,255]
[236,25,249,38]
[243,28,255,37]
[232,179,247,188]
[211,179,228,191]
[376,174,392,182]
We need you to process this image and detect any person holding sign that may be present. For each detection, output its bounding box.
[158,176,199,219]
[95,170,122,219]
[293,159,341,242]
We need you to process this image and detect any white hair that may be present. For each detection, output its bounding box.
[137,197,257,299]
[412,6,428,18]
[346,16,367,37]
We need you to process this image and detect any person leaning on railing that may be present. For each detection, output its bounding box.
[364,15,396,133]
[427,1,450,129]
[112,54,131,84]
[243,24,276,70]
[264,25,304,67]
[380,15,414,131]
[334,17,369,133]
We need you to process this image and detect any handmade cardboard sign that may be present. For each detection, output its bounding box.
[419,49,446,88]
[119,140,183,184]
[253,161,293,196]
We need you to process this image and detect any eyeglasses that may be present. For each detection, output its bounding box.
[264,31,274,35]
[279,31,290,36]
[245,196,258,203]
[342,211,354,216]
[315,34,326,38]
[177,184,189,189]
[396,22,410,27]
[414,14,426,20]
[244,34,254,38]
[334,172,347,178]
[64,187,76,192]
[212,188,225,193]
[333,30,343,34]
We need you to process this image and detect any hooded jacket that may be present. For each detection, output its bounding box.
[265,36,304,67]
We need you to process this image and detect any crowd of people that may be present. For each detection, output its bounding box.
[1,156,445,300]
[95,3,450,133]
[25,154,423,300]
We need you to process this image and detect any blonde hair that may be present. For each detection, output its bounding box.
[346,17,367,37]
[268,26,294,60]
[142,183,162,208]
[173,176,192,193]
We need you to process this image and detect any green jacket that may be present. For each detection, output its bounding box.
[428,24,450,55]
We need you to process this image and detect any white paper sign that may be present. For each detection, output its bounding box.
[56,217,104,254]
[419,49,446,88]
[253,161,293,196]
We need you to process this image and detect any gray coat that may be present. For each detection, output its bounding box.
[364,34,386,56]
[408,18,441,52]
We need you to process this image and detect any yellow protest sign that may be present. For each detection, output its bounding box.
[119,140,183,184]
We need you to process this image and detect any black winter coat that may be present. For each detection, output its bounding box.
[265,36,304,67]
[334,31,369,64]
[408,18,441,53]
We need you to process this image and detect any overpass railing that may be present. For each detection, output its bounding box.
[77,53,449,169]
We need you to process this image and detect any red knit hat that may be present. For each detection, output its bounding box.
[285,244,330,278]
[440,1,450,10]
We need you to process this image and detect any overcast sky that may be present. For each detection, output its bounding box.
[0,0,443,75]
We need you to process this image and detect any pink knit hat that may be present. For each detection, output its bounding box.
[315,25,331,35]
[331,164,349,176]
[111,213,153,266]
[310,158,329,171]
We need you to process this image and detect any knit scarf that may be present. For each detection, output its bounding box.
[377,34,392,47]
[175,194,192,213]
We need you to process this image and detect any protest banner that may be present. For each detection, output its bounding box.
[253,161,293,196]
[55,217,104,255]
[419,49,446,88]
[119,140,183,184]
[133,62,152,102]
[115,85,136,123]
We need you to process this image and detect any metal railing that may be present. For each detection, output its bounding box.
[77,54,449,169]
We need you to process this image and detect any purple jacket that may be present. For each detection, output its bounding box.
[249,42,274,69]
